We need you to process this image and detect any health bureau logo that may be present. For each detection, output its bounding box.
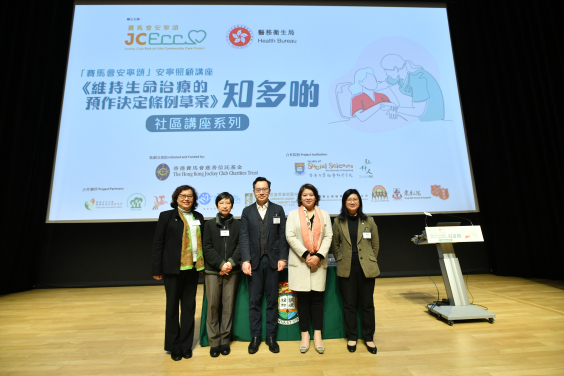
[278,281,299,325]
[226,25,254,49]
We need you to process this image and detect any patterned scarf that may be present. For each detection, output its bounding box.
[178,209,204,271]
[299,205,324,254]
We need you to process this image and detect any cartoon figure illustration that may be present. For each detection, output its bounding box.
[381,54,444,122]
[152,195,168,210]
[336,68,400,122]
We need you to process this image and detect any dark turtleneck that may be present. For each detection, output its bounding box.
[347,214,361,266]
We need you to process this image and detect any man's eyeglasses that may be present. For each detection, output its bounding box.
[254,188,270,193]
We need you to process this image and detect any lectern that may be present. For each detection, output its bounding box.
[412,224,496,325]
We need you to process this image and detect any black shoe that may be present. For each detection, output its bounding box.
[347,341,357,353]
[248,337,261,354]
[366,343,377,354]
[182,348,192,359]
[171,351,183,361]
[210,346,221,357]
[266,336,280,353]
[220,344,231,356]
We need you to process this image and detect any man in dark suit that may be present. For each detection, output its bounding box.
[240,177,288,354]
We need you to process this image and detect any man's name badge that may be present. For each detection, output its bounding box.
[220,230,229,236]
[273,217,281,224]
[363,232,372,239]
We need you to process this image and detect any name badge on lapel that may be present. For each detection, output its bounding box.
[273,214,280,224]
[220,229,229,236]
[363,226,371,239]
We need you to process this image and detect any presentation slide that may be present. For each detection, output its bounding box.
[47,4,477,222]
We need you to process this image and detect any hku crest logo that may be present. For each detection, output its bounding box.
[431,185,450,200]
[392,188,403,200]
[226,25,254,49]
[295,163,305,176]
[278,282,299,325]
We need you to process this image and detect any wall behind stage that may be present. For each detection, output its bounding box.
[36,213,489,287]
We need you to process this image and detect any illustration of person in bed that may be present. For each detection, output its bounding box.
[381,54,444,122]
[349,68,399,122]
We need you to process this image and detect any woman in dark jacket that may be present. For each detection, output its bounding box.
[331,189,380,355]
[202,192,241,358]
[152,185,205,361]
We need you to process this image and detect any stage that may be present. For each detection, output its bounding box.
[1,274,564,375]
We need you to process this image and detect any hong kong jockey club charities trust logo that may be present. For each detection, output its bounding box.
[226,25,253,49]
[155,164,170,181]
[431,185,450,200]
[278,281,299,325]
[199,192,212,205]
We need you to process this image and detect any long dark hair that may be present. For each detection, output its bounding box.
[170,185,198,210]
[338,188,367,221]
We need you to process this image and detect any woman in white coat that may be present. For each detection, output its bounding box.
[286,183,333,354]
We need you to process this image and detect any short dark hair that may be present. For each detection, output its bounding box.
[338,188,367,221]
[215,192,234,207]
[171,185,198,210]
[252,177,271,189]
[297,183,320,207]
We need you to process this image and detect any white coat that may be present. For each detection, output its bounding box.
[285,208,333,292]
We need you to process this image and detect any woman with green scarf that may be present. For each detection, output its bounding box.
[152,185,205,361]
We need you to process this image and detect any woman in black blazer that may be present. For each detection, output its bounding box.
[152,185,205,361]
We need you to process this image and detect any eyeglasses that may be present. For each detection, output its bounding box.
[346,198,359,203]
[254,188,270,193]
[178,194,194,200]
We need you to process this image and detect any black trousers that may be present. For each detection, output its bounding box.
[248,255,279,337]
[163,268,199,352]
[296,291,324,332]
[339,263,376,342]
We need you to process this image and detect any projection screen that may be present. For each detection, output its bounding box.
[47,3,478,222]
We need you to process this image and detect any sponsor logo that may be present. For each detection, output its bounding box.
[226,25,253,49]
[278,282,299,325]
[125,24,207,46]
[127,193,146,210]
[198,192,212,205]
[371,185,388,201]
[152,195,168,210]
[156,164,170,181]
[392,188,403,200]
[245,193,254,206]
[85,198,95,210]
[295,163,305,176]
[359,158,373,178]
[431,185,450,200]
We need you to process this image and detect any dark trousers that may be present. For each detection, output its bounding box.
[339,263,376,342]
[296,291,324,332]
[163,268,199,352]
[204,273,240,348]
[248,255,279,337]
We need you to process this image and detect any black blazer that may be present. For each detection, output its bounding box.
[151,208,205,275]
[240,201,288,270]
[202,214,241,274]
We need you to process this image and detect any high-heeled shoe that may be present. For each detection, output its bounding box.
[365,343,377,354]
[347,341,357,352]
